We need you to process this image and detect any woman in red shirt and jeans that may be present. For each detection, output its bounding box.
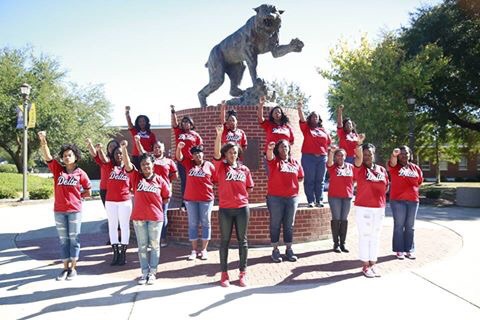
[214,125,254,287]
[387,146,423,260]
[337,105,359,164]
[38,131,91,281]
[266,140,304,263]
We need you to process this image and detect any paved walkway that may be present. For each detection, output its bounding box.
[0,199,479,319]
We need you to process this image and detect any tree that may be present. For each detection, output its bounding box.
[401,0,480,131]
[0,47,115,173]
[266,79,310,113]
[319,34,446,160]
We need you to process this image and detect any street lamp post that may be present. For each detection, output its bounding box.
[407,97,416,159]
[20,83,31,201]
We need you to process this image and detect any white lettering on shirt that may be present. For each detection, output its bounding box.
[136,181,159,193]
[398,167,419,178]
[336,166,353,177]
[225,170,246,182]
[189,167,207,177]
[137,131,150,139]
[272,127,290,135]
[280,162,298,174]
[226,131,241,142]
[178,133,196,142]
[57,176,79,186]
[109,171,129,181]
[366,168,386,182]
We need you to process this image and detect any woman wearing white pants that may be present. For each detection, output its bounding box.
[98,144,132,266]
[353,139,389,278]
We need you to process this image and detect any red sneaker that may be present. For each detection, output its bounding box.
[239,271,247,287]
[220,272,230,287]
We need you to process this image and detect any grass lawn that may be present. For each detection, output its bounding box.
[0,172,53,199]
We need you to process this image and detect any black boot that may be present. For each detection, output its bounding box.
[339,220,349,253]
[110,244,119,266]
[331,220,341,253]
[117,244,127,266]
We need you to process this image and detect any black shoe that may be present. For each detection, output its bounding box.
[285,248,298,262]
[271,249,283,263]
[315,202,324,208]
[56,269,69,281]
[333,244,341,253]
[340,245,349,253]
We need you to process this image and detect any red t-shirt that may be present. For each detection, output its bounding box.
[182,159,215,201]
[153,156,177,185]
[94,154,110,190]
[47,160,91,213]
[388,162,423,202]
[299,121,331,155]
[102,163,131,202]
[337,127,359,157]
[267,157,304,197]
[327,162,355,198]
[213,159,254,209]
[354,164,389,208]
[260,121,294,152]
[128,170,171,221]
[222,123,248,149]
[129,128,157,156]
[173,127,203,160]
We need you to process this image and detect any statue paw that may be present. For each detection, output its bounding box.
[230,88,244,97]
[290,38,304,52]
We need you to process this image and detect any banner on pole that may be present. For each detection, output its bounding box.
[16,103,36,129]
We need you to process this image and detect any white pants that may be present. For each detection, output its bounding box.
[355,206,385,262]
[105,200,132,245]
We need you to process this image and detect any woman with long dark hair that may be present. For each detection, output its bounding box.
[125,105,157,168]
[214,125,254,287]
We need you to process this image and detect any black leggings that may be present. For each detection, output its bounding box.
[219,207,250,272]
[100,189,107,206]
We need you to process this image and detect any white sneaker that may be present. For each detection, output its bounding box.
[138,274,148,285]
[187,250,197,261]
[146,273,156,285]
[200,250,208,260]
[396,252,405,260]
[370,265,381,277]
[362,267,375,278]
[405,252,416,260]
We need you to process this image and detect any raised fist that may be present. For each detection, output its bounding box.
[177,141,186,149]
[267,141,276,150]
[125,106,130,112]
[392,148,401,157]
[290,38,304,52]
[120,140,128,148]
[215,124,224,135]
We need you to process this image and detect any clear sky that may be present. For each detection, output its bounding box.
[0,0,442,129]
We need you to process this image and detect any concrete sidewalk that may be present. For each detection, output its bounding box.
[0,200,479,319]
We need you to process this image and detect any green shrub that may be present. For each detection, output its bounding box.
[0,187,17,199]
[29,187,53,200]
[0,164,17,173]
[426,189,442,199]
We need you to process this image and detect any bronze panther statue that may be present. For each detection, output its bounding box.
[198,4,304,107]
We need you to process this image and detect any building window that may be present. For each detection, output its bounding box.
[420,160,430,171]
[458,157,468,171]
[439,161,448,171]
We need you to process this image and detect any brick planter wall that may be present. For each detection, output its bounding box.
[166,205,331,246]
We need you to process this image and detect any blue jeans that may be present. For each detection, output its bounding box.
[185,200,213,240]
[54,212,82,261]
[328,197,352,220]
[390,200,419,253]
[161,200,169,240]
[133,220,163,276]
[267,195,299,244]
[301,154,327,204]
